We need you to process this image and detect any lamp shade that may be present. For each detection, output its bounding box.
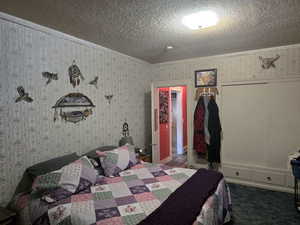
[119,136,134,146]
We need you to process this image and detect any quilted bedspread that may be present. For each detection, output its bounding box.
[12,163,232,225]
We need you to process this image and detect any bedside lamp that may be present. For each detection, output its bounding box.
[119,121,134,146]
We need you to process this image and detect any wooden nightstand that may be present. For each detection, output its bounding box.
[0,207,16,225]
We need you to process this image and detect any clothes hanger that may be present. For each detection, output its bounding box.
[195,87,219,100]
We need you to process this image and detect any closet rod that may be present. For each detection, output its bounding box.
[222,82,268,87]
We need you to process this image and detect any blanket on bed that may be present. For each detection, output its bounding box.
[11,163,231,225]
[138,168,223,225]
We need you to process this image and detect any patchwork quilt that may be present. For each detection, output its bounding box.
[12,163,231,225]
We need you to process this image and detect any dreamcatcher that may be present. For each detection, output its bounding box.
[68,60,84,88]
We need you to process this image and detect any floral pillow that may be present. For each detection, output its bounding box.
[97,144,139,177]
[32,156,97,201]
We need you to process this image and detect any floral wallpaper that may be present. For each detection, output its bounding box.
[0,16,152,206]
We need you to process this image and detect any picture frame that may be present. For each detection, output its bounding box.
[194,68,217,87]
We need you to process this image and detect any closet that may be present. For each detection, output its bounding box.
[189,87,221,168]
[220,79,300,191]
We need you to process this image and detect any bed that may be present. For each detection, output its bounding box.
[9,146,232,225]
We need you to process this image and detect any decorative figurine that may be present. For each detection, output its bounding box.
[119,120,134,146]
[122,121,129,137]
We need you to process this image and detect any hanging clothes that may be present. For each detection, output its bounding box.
[203,96,210,145]
[193,96,207,155]
[207,97,222,163]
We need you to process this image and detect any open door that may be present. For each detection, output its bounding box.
[151,80,192,164]
[151,83,160,163]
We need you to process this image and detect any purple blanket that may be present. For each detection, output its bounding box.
[138,168,224,225]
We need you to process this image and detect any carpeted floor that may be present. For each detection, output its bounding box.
[165,153,187,168]
[228,183,300,225]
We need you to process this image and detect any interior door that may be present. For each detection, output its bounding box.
[151,80,192,164]
[151,83,160,163]
[151,86,171,163]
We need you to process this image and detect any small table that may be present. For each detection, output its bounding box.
[0,207,16,225]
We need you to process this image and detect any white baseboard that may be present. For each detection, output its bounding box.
[226,177,294,194]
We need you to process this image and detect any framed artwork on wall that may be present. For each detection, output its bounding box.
[194,68,217,87]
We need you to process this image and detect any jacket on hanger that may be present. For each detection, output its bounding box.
[193,96,206,154]
[203,96,210,145]
[207,97,222,163]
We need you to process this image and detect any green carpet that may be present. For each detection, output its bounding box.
[228,183,300,225]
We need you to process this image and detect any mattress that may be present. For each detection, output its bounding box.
[11,162,231,225]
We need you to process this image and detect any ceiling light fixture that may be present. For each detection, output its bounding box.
[166,45,174,50]
[182,11,219,30]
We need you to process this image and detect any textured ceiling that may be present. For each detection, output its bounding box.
[1,0,300,63]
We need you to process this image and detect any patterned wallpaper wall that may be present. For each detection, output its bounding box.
[0,17,152,205]
[153,44,300,83]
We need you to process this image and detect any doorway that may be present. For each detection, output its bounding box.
[151,80,191,166]
[170,87,187,166]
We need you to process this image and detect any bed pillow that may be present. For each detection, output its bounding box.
[82,146,117,175]
[27,152,80,178]
[97,144,139,177]
[13,153,80,196]
[31,156,97,201]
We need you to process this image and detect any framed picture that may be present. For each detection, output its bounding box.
[194,68,217,87]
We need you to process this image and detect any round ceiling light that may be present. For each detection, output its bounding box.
[182,11,219,30]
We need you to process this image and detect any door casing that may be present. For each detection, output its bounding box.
[151,80,193,164]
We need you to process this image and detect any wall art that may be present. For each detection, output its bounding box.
[52,92,95,123]
[195,69,217,87]
[259,54,280,69]
[68,60,84,88]
[60,109,93,123]
[159,90,169,124]
[15,86,33,103]
[42,72,58,85]
[89,76,99,89]
[104,95,113,104]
